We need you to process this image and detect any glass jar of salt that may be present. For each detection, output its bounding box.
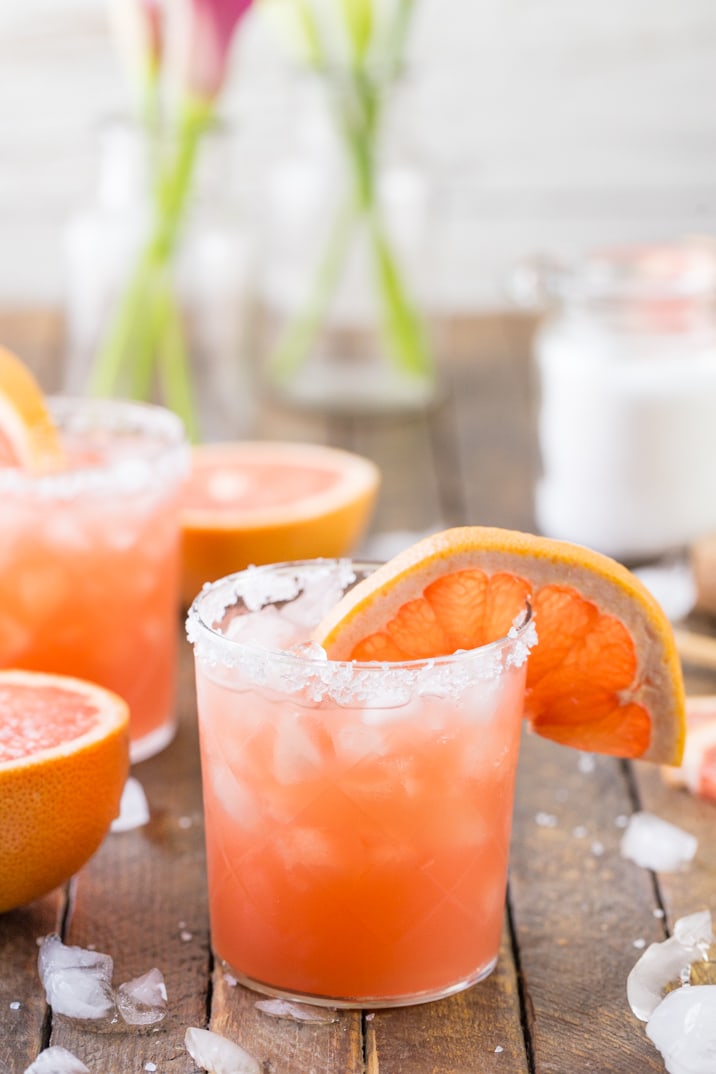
[522,241,716,568]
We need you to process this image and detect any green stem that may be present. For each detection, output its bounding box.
[89,96,213,437]
[155,274,199,442]
[369,207,433,378]
[269,195,359,382]
[338,97,433,381]
[266,1,432,388]
[89,248,156,397]
[381,0,417,83]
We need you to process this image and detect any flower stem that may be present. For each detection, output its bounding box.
[369,207,433,378]
[269,194,358,382]
[156,274,199,442]
[266,0,433,393]
[89,97,213,439]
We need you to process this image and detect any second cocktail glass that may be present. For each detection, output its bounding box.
[187,558,534,1008]
[0,397,188,761]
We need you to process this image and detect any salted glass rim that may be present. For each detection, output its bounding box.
[186,557,535,673]
[0,395,189,497]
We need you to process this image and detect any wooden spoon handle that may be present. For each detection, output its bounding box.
[673,627,716,672]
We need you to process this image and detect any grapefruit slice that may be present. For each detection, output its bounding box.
[0,345,64,470]
[314,526,686,764]
[180,440,380,606]
[0,669,130,912]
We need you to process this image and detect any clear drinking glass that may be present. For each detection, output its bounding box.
[0,397,189,762]
[187,559,534,1008]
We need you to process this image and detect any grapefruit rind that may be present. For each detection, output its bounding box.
[313,526,686,766]
[0,669,130,913]
[0,346,64,471]
[180,441,380,607]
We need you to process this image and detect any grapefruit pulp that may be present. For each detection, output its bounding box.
[180,441,380,606]
[0,669,129,913]
[314,526,686,764]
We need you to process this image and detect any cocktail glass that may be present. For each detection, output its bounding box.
[0,397,188,762]
[187,559,534,1008]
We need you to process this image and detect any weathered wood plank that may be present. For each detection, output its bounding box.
[631,758,716,928]
[509,732,668,1073]
[366,926,529,1074]
[211,975,364,1074]
[0,309,65,391]
[345,411,447,538]
[0,895,62,1073]
[42,630,210,1074]
[449,314,538,533]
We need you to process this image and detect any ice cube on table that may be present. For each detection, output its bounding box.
[23,1047,90,1074]
[184,1027,261,1074]
[116,967,167,1026]
[674,909,715,949]
[646,985,716,1074]
[37,934,115,1021]
[254,997,339,1023]
[620,811,698,871]
[627,910,714,1021]
[111,777,150,833]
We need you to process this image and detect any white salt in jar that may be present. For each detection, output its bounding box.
[527,242,716,562]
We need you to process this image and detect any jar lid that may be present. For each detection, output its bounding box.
[513,239,716,308]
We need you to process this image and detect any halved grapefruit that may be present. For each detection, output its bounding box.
[0,670,129,912]
[180,440,380,606]
[313,526,686,764]
[0,345,64,470]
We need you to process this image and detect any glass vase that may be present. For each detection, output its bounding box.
[64,118,254,442]
[257,78,439,414]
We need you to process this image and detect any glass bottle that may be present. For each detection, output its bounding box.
[64,117,255,441]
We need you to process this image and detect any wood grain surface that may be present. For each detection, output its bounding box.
[1,309,714,1074]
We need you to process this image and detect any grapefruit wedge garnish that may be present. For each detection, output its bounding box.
[180,440,380,606]
[314,526,686,765]
[0,345,64,470]
[0,669,129,912]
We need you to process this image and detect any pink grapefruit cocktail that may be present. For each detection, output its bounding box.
[0,398,188,761]
[188,559,534,1006]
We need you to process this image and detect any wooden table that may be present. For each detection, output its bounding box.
[1,311,715,1074]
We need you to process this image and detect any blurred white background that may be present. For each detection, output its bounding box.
[1,0,715,312]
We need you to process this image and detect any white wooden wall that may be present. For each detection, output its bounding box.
[1,0,715,311]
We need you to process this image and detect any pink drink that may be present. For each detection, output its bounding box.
[188,560,534,1007]
[0,398,188,761]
